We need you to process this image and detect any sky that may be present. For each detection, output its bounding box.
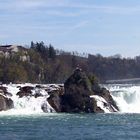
[0,0,140,57]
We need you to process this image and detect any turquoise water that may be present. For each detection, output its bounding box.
[0,113,140,140]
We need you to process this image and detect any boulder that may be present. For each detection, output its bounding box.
[46,86,64,112]
[47,92,62,112]
[17,86,34,98]
[0,94,13,111]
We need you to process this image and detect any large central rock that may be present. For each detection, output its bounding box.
[60,68,103,113]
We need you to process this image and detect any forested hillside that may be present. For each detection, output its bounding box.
[0,41,140,83]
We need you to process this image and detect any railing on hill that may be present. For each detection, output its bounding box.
[106,78,140,84]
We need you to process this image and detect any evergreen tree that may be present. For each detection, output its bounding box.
[48,44,56,59]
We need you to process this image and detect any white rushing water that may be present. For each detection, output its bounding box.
[0,84,55,115]
[107,84,140,113]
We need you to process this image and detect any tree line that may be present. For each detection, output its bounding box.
[0,41,140,83]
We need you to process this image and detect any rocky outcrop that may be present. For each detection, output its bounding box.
[47,68,119,113]
[61,68,103,113]
[16,86,34,98]
[0,69,118,113]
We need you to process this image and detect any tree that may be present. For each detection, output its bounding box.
[48,44,56,59]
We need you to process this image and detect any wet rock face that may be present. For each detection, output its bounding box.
[47,86,64,112]
[93,87,119,112]
[47,92,62,112]
[0,95,14,111]
[0,87,14,111]
[99,88,119,111]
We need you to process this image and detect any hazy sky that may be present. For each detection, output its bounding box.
[0,0,140,57]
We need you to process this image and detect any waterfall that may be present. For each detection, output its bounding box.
[1,83,140,115]
[108,84,140,113]
[0,84,55,115]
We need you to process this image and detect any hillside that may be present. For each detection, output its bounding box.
[0,42,140,84]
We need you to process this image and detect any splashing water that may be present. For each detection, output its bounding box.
[107,84,140,113]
